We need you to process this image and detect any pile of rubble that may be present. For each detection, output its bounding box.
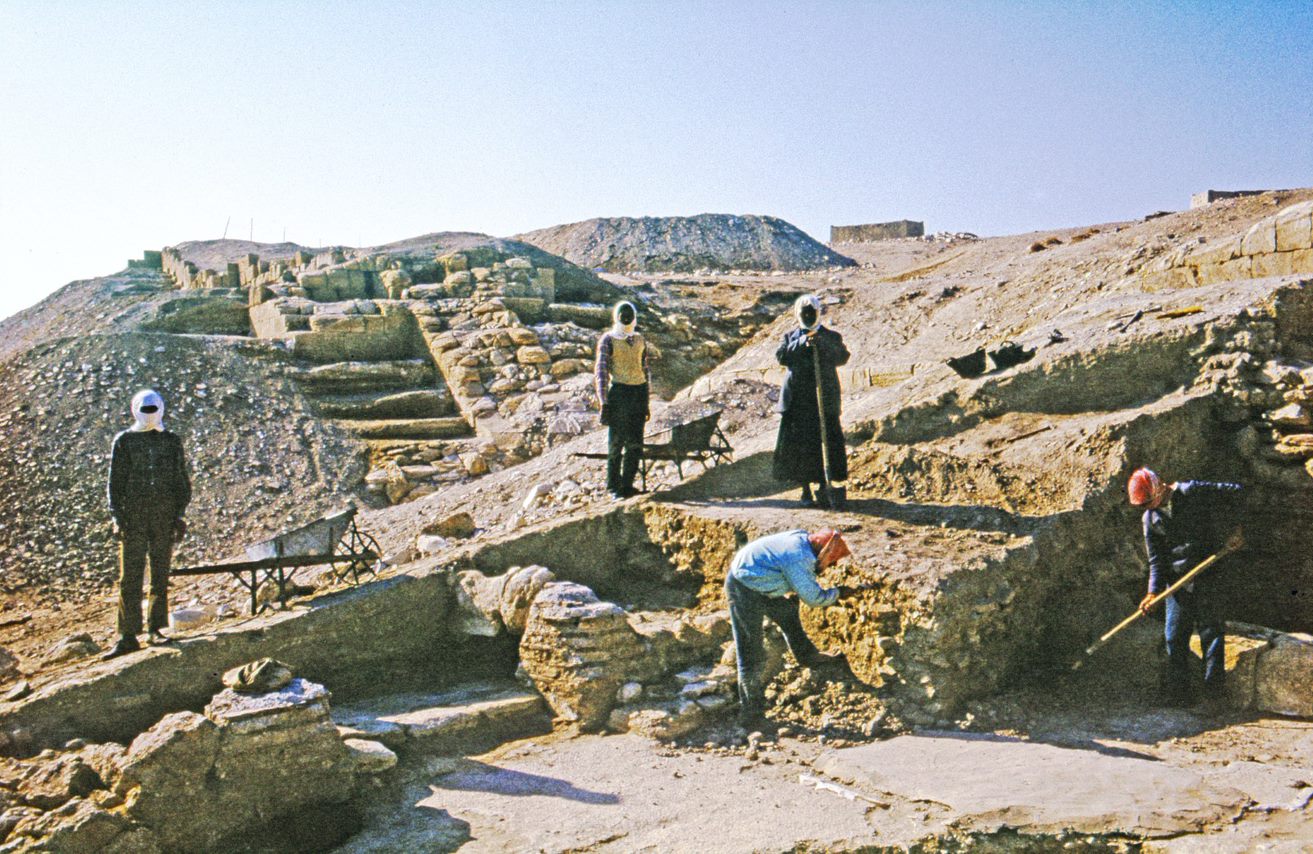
[0,671,388,852]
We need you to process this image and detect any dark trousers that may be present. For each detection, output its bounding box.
[117,514,174,638]
[1164,587,1225,701]
[606,382,647,494]
[725,574,823,717]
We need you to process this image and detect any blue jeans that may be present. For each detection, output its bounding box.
[1164,587,1225,702]
[725,574,823,717]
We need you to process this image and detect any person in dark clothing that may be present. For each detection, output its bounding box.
[724,527,858,729]
[104,390,192,659]
[773,294,850,508]
[595,301,651,499]
[1127,467,1244,707]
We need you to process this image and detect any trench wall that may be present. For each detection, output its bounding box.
[0,566,461,751]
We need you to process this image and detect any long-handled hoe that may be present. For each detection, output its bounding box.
[1071,543,1239,671]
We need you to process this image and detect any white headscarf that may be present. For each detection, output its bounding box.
[130,389,165,432]
[795,294,822,332]
[612,301,638,338]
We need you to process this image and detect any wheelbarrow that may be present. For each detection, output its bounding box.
[172,504,383,614]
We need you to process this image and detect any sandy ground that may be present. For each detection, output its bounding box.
[338,692,1313,852]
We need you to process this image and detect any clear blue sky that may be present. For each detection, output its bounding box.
[2,1,1310,320]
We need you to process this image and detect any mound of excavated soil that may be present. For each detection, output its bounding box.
[0,312,364,663]
[516,214,856,273]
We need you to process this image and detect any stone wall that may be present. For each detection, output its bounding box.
[1190,189,1269,208]
[0,565,455,752]
[1140,201,1313,290]
[831,220,925,243]
[250,298,423,362]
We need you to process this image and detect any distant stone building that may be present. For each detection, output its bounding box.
[830,220,925,243]
[1190,190,1268,209]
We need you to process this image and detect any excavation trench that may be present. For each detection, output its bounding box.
[7,283,1313,850]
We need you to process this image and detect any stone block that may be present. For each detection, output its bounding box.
[1140,268,1196,292]
[453,571,507,637]
[499,566,555,633]
[438,252,468,274]
[516,346,551,365]
[551,358,588,377]
[1273,434,1313,460]
[344,738,397,774]
[502,297,546,321]
[405,284,446,300]
[1191,263,1225,286]
[1254,632,1313,717]
[308,314,367,333]
[1251,252,1296,278]
[324,268,366,299]
[1218,255,1254,281]
[507,327,540,346]
[1268,402,1312,429]
[1241,219,1278,256]
[422,511,476,539]
[429,333,460,352]
[461,452,488,476]
[1274,201,1313,252]
[506,257,533,269]
[380,269,411,299]
[1188,236,1241,268]
[1293,248,1313,273]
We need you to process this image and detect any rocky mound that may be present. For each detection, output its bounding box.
[515,214,856,273]
[0,268,365,666]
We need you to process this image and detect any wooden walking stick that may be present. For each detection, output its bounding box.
[1071,542,1239,671]
[811,335,837,509]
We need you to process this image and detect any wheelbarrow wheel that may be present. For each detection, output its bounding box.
[333,526,382,586]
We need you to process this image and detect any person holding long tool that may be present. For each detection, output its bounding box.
[725,527,860,730]
[1127,467,1244,709]
[773,294,850,508]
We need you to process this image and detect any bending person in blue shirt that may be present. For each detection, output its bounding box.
[724,528,859,729]
[1127,467,1244,708]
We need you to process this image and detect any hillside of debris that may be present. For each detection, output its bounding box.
[515,213,857,272]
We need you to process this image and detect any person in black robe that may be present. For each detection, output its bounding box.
[773,294,849,508]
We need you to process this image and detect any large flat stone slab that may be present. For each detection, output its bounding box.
[815,732,1247,837]
[332,681,549,755]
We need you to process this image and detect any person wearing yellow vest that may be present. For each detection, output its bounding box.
[595,301,651,498]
